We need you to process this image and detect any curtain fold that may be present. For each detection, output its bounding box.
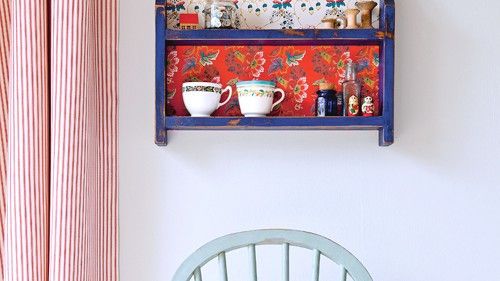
[0,0,118,280]
[0,0,9,275]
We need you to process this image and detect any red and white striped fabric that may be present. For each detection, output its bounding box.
[0,0,118,280]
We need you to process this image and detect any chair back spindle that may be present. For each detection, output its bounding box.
[218,252,228,281]
[312,249,321,281]
[194,268,202,281]
[282,243,290,281]
[340,266,348,281]
[248,245,257,281]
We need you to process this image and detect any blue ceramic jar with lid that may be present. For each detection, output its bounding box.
[316,83,338,117]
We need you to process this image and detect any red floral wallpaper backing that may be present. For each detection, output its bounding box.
[166,45,380,116]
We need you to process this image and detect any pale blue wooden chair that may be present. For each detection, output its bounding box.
[173,229,373,281]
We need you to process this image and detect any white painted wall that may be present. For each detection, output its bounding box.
[119,1,500,281]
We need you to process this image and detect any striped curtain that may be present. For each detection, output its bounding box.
[0,0,118,280]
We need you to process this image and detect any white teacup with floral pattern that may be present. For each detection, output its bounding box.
[236,80,285,117]
[182,82,232,117]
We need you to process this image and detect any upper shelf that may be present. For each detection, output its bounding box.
[165,29,386,45]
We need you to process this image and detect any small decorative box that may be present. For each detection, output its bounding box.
[179,14,199,30]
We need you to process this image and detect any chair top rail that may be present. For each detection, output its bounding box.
[172,229,373,281]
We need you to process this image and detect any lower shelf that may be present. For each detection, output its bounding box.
[161,116,393,147]
[166,116,384,130]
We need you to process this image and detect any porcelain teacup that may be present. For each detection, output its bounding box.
[236,80,285,117]
[182,82,232,117]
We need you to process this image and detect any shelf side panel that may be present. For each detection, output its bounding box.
[379,0,395,146]
[155,4,167,145]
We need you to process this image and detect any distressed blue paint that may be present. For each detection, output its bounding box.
[155,1,167,145]
[166,117,384,130]
[379,0,395,146]
[155,0,396,147]
[166,29,384,46]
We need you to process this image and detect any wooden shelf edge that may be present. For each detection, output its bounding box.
[165,116,384,130]
[165,29,385,45]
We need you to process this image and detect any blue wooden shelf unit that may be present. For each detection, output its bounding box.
[155,0,395,146]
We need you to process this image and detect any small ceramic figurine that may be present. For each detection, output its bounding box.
[361,96,375,116]
[179,14,199,30]
[345,9,360,29]
[348,95,360,116]
[355,1,378,29]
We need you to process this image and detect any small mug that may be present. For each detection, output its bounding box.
[236,80,285,117]
[182,82,232,117]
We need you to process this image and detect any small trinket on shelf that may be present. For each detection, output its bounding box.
[361,96,375,116]
[345,9,360,29]
[316,83,338,117]
[204,0,240,29]
[320,15,346,29]
[179,14,199,30]
[355,1,378,29]
[348,96,360,116]
[336,92,344,116]
[337,17,347,29]
[320,18,337,29]
[343,62,361,116]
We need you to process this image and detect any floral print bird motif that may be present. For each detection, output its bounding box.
[269,58,284,74]
[200,50,220,66]
[285,51,305,66]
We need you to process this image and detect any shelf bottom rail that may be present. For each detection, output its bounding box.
[165,116,382,130]
[160,117,393,146]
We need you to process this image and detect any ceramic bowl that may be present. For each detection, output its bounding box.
[182,82,232,117]
[236,80,285,117]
